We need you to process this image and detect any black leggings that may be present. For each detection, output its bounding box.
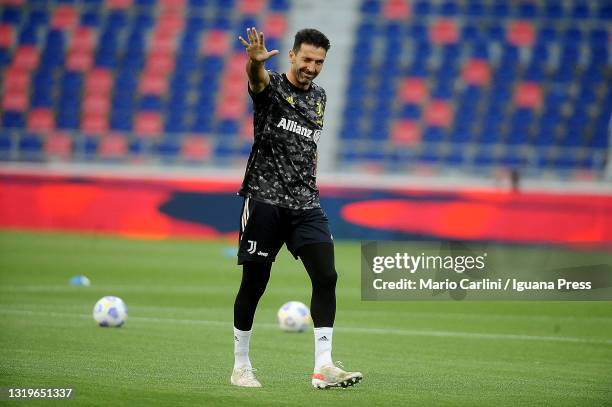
[233,242,337,331]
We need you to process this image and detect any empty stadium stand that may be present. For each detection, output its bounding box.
[340,0,610,176]
[0,0,609,179]
[0,0,289,164]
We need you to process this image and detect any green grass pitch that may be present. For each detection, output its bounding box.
[0,230,611,406]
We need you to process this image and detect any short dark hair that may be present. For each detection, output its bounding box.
[292,28,330,53]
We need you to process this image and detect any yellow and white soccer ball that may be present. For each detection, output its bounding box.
[93,296,128,327]
[277,301,311,332]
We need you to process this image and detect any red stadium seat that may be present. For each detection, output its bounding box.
[514,82,543,109]
[2,88,28,111]
[383,0,411,20]
[507,21,535,47]
[99,133,128,158]
[240,116,254,141]
[66,49,93,72]
[51,6,78,30]
[202,30,229,56]
[217,96,244,120]
[221,78,247,99]
[12,45,39,70]
[134,112,163,137]
[83,94,110,114]
[239,0,266,15]
[139,72,168,95]
[430,19,458,45]
[0,24,14,48]
[106,0,133,9]
[182,136,211,161]
[85,69,113,96]
[391,120,421,145]
[44,132,72,158]
[227,53,248,76]
[159,0,185,11]
[157,11,184,36]
[27,108,55,132]
[145,50,175,75]
[70,27,95,52]
[262,14,287,39]
[0,0,25,5]
[3,66,30,91]
[82,111,109,134]
[425,100,453,127]
[399,77,428,104]
[150,29,177,52]
[462,59,491,86]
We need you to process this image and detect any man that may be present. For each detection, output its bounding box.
[231,27,363,389]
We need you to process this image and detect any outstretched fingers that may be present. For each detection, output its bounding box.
[259,31,279,57]
[238,27,279,61]
[249,27,259,46]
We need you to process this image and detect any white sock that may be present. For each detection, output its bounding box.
[313,327,333,370]
[233,327,252,369]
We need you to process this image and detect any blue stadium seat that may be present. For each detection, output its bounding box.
[1,7,22,25]
[140,96,163,111]
[450,127,472,143]
[544,2,563,18]
[472,148,495,167]
[461,23,480,41]
[360,0,380,15]
[18,26,38,44]
[466,1,485,16]
[399,104,420,119]
[0,48,9,66]
[553,151,577,169]
[110,112,132,131]
[491,1,510,17]
[81,136,100,158]
[156,138,181,161]
[446,147,466,165]
[600,5,612,19]
[28,10,49,27]
[418,147,442,164]
[81,11,100,27]
[413,1,432,16]
[18,134,44,160]
[2,112,25,128]
[422,127,446,143]
[0,132,13,159]
[440,1,459,16]
[499,150,526,168]
[269,0,290,11]
[571,1,591,19]
[518,2,538,18]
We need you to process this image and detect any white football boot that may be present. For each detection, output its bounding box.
[231,367,262,388]
[312,363,363,389]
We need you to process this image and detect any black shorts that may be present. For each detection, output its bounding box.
[237,197,333,264]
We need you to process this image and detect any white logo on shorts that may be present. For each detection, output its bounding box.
[247,240,257,254]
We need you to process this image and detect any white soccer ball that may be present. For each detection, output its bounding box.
[277,301,311,332]
[93,296,128,327]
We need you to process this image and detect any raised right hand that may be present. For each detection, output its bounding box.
[238,27,280,63]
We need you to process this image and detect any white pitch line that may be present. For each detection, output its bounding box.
[2,308,612,346]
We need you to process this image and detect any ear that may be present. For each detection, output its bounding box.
[288,49,295,63]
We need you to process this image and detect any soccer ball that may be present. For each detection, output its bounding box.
[277,301,311,332]
[93,296,128,327]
